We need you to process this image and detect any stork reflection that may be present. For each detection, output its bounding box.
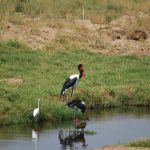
[58,129,87,149]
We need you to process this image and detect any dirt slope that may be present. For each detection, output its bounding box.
[0,12,150,55]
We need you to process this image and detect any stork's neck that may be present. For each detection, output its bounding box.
[79,70,84,78]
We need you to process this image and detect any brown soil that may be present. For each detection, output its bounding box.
[94,145,150,150]
[0,12,150,55]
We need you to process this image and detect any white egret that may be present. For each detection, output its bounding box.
[33,99,40,119]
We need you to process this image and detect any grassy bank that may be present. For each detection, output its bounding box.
[127,138,150,148]
[0,40,150,125]
[95,138,150,150]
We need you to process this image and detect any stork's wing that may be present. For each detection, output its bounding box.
[60,77,77,96]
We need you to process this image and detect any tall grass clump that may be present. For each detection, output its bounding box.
[15,0,41,15]
[106,1,123,13]
[1,0,150,25]
[105,15,114,23]
[127,138,150,148]
[5,40,23,49]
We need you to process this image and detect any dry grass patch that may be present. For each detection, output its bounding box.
[0,78,24,85]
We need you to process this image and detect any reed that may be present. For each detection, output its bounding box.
[84,130,96,135]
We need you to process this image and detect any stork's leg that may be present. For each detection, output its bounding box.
[71,88,74,97]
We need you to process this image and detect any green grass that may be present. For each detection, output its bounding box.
[84,130,96,135]
[0,41,150,125]
[127,138,150,148]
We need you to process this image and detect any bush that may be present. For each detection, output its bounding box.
[6,40,22,48]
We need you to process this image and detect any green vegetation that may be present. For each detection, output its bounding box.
[84,130,96,135]
[127,139,150,148]
[0,40,150,125]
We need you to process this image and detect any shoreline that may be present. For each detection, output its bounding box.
[94,145,150,150]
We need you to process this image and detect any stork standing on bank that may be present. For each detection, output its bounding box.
[60,64,85,97]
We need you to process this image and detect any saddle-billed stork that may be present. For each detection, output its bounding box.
[67,100,86,113]
[60,64,85,97]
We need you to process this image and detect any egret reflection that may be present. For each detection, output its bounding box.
[32,128,41,150]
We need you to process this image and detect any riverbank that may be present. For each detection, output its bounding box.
[0,41,150,125]
[95,145,150,150]
[95,139,150,150]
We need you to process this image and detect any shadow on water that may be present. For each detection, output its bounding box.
[0,107,150,150]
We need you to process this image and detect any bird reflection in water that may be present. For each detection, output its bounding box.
[58,129,88,149]
[32,128,42,150]
[74,115,88,131]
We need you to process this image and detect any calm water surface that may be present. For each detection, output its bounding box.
[0,107,150,150]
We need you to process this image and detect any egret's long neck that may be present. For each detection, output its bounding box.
[38,100,40,109]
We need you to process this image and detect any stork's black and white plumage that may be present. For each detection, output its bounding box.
[67,100,86,113]
[60,64,85,97]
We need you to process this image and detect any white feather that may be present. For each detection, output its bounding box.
[33,108,39,117]
[33,99,40,117]
[32,129,38,139]
[69,74,79,80]
[81,101,85,105]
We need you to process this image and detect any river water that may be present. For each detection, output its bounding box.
[0,107,150,150]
